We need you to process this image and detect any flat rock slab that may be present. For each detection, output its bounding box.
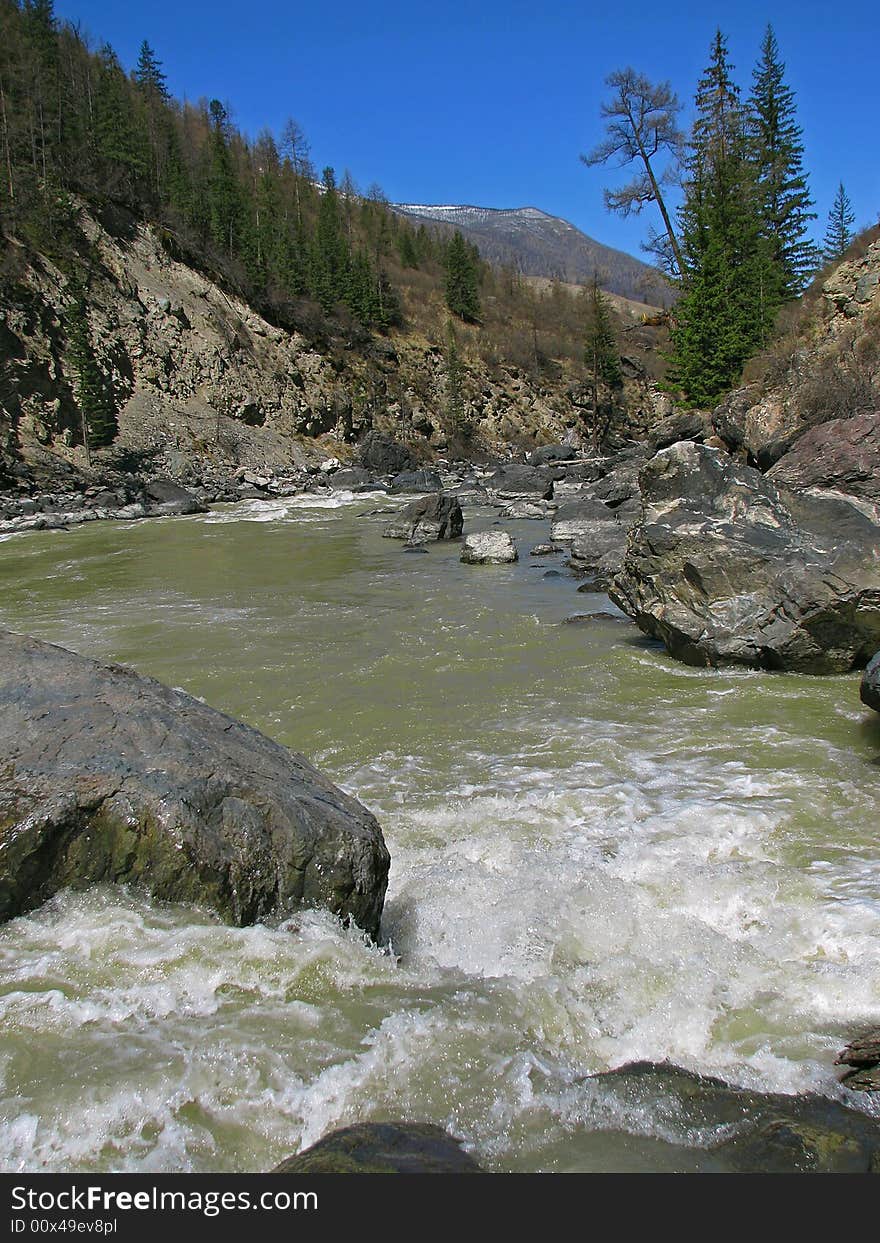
[272,1123,482,1173]
[461,531,518,564]
[610,442,880,673]
[0,630,389,936]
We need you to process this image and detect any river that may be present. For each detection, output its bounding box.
[1,494,878,1171]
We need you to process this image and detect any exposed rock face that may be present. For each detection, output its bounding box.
[271,1123,481,1174]
[593,1063,880,1173]
[460,531,518,564]
[610,442,880,672]
[861,652,880,712]
[0,631,389,937]
[382,493,463,542]
[836,1029,880,1093]
[711,236,880,469]
[768,411,880,503]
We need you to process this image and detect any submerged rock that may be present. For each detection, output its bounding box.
[610,442,880,673]
[860,652,880,712]
[460,531,518,564]
[271,1123,482,1174]
[382,493,463,542]
[0,630,389,937]
[593,1062,880,1173]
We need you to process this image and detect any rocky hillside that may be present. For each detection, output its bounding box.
[393,203,672,306]
[710,229,880,492]
[0,201,666,498]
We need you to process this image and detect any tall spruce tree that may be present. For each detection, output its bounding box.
[65,275,117,458]
[669,31,781,406]
[444,231,481,322]
[582,276,622,450]
[748,25,817,295]
[822,181,855,261]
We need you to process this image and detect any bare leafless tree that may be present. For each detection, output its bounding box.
[582,69,686,280]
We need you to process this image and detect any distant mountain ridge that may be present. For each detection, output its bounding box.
[392,203,672,307]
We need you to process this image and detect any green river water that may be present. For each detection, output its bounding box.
[0,492,878,1172]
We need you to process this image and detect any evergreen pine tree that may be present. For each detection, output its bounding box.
[206,99,239,253]
[309,166,349,311]
[65,275,117,457]
[748,25,817,295]
[582,277,622,450]
[133,40,169,100]
[669,31,781,406]
[444,231,481,322]
[822,181,855,261]
[94,43,147,194]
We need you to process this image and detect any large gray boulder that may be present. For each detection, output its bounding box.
[382,493,463,542]
[768,411,880,504]
[610,442,880,672]
[0,631,389,936]
[460,531,518,564]
[484,465,554,502]
[389,468,443,494]
[861,651,880,712]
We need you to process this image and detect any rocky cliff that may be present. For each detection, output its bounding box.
[0,202,663,499]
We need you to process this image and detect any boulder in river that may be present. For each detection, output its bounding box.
[382,493,463,542]
[460,531,518,564]
[862,652,880,712]
[484,465,554,503]
[271,1123,481,1173]
[389,468,443,494]
[593,1062,880,1173]
[610,442,880,673]
[0,630,390,937]
[357,431,415,476]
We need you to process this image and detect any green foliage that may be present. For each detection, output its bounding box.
[748,25,817,295]
[822,181,855,262]
[443,320,469,431]
[444,230,481,322]
[582,276,622,448]
[64,273,117,450]
[669,31,785,406]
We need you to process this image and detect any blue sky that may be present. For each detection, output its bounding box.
[54,0,878,262]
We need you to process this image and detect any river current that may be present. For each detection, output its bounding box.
[1,493,878,1172]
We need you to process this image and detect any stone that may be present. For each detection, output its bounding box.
[142,478,206,516]
[610,442,880,673]
[500,500,556,519]
[271,1123,481,1174]
[646,410,712,454]
[837,1029,880,1068]
[460,531,518,564]
[389,468,442,494]
[529,443,577,466]
[592,1062,880,1173]
[530,543,561,556]
[861,653,880,712]
[550,496,621,543]
[358,432,415,476]
[0,630,389,937]
[382,493,463,542]
[768,411,880,504]
[484,465,554,502]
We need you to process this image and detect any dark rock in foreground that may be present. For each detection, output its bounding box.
[272,1123,481,1174]
[0,631,389,937]
[382,493,463,542]
[594,1062,880,1173]
[610,442,880,673]
[860,652,880,712]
